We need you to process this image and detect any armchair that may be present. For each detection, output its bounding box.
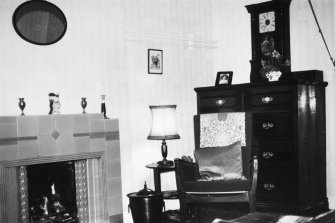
[174,112,258,223]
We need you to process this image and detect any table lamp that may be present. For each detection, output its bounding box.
[147,105,180,166]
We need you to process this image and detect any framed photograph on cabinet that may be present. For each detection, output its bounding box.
[215,71,233,86]
[148,49,163,74]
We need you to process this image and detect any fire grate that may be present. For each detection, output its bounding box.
[17,160,89,223]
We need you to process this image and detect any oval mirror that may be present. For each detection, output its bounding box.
[13,0,67,45]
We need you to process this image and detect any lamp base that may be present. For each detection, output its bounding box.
[157,159,174,166]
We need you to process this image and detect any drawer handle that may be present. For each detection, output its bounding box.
[262,122,274,130]
[215,99,226,106]
[262,152,274,159]
[264,183,275,191]
[261,96,274,104]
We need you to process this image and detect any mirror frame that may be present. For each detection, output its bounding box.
[12,0,67,45]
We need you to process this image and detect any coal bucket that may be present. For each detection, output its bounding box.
[127,182,165,223]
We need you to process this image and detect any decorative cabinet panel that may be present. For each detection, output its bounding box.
[194,74,328,215]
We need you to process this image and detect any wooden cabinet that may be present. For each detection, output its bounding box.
[194,76,328,215]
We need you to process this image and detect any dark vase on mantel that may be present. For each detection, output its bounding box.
[18,98,26,116]
[81,98,87,114]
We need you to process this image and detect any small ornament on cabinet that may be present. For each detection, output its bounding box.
[215,71,233,86]
[260,35,291,82]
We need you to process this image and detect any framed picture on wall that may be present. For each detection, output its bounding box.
[148,49,163,74]
[215,71,233,86]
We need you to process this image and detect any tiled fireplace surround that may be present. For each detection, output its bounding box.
[0,113,123,223]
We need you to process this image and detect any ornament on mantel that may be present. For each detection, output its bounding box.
[18,98,26,116]
[81,98,87,114]
[100,94,109,119]
[49,93,61,115]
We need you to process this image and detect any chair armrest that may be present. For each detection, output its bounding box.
[174,158,198,192]
[174,158,198,181]
[249,156,258,197]
[248,156,258,212]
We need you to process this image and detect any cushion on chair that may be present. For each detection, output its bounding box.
[183,178,251,193]
[194,141,245,181]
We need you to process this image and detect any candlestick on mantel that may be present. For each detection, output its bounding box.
[100,94,109,119]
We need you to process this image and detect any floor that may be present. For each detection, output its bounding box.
[161,204,335,223]
[162,203,250,223]
[211,210,335,223]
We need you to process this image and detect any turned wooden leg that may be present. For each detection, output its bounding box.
[179,195,188,223]
[249,192,256,212]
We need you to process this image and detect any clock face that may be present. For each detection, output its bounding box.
[259,11,275,33]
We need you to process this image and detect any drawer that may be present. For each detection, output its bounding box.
[252,112,293,141]
[252,142,296,164]
[198,92,242,113]
[256,175,299,203]
[244,86,293,111]
[258,163,298,177]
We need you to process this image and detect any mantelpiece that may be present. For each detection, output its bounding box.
[0,113,122,223]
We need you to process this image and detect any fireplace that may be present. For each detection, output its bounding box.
[0,114,123,223]
[26,161,78,222]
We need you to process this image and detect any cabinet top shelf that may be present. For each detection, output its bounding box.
[195,70,327,92]
[195,79,328,93]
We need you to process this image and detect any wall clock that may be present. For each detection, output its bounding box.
[246,0,291,83]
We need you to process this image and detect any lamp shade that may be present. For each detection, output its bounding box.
[147,105,180,140]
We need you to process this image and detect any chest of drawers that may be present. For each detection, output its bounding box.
[194,77,328,215]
